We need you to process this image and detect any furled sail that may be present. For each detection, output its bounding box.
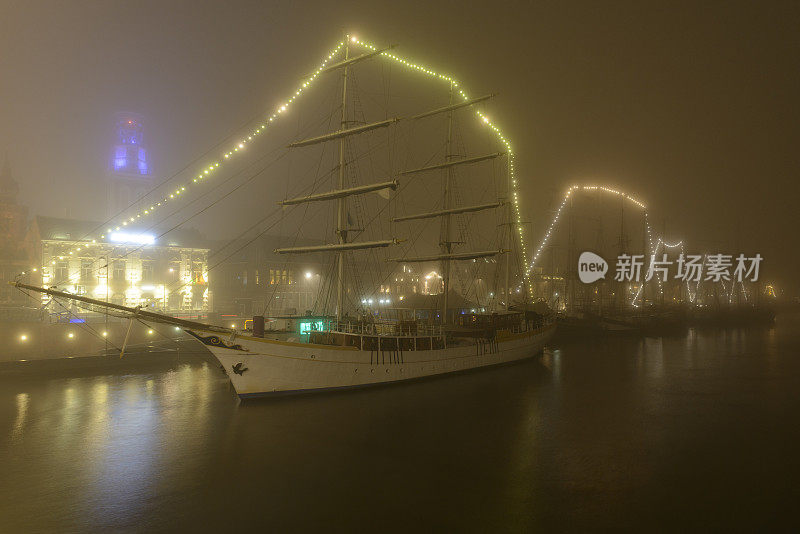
[411,94,495,120]
[398,152,505,176]
[275,239,399,254]
[280,181,398,206]
[391,202,502,223]
[389,250,505,263]
[288,118,399,148]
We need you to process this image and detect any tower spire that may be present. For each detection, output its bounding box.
[108,112,154,218]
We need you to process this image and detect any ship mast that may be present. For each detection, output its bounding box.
[440,82,455,324]
[281,43,503,325]
[390,90,505,318]
[336,39,350,321]
[504,158,512,310]
[279,39,400,322]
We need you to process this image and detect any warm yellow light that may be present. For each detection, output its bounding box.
[102,331,108,337]
[67,332,74,339]
[20,334,27,341]
[148,329,153,335]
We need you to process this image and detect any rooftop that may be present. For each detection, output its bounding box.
[33,216,209,249]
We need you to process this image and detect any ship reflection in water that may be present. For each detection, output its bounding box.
[2,315,799,531]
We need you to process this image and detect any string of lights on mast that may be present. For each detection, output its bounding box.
[518,184,687,300]
[348,36,531,295]
[520,184,751,308]
[55,35,534,296]
[522,185,646,281]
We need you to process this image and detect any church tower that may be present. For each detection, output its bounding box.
[108,112,154,218]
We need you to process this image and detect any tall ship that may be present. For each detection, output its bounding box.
[13,35,554,398]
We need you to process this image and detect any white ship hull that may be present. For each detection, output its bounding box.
[188,323,556,398]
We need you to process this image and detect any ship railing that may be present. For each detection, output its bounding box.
[320,320,444,338]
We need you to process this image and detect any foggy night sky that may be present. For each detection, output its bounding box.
[1,1,798,292]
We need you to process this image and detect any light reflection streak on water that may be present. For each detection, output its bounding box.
[540,348,561,381]
[641,337,664,380]
[12,392,28,440]
[83,361,218,526]
[54,386,77,451]
[685,327,697,351]
[91,376,160,525]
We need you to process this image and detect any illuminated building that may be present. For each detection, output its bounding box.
[212,235,329,317]
[7,114,211,317]
[28,216,210,313]
[108,112,154,218]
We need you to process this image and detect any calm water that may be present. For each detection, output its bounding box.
[1,315,799,532]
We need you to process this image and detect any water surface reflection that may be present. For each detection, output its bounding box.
[2,316,798,531]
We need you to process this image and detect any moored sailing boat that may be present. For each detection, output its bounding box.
[13,35,554,397]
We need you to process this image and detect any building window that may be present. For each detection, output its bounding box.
[192,262,203,283]
[113,260,125,280]
[55,261,69,282]
[81,260,94,282]
[142,261,153,282]
[169,262,180,281]
[269,269,276,285]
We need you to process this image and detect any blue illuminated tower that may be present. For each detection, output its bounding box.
[108,112,154,218]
